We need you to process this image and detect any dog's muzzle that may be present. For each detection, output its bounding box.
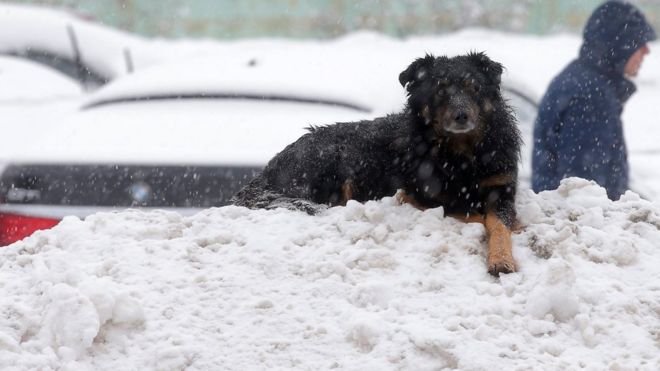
[444,110,476,134]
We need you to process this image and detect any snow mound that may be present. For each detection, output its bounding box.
[1,178,659,370]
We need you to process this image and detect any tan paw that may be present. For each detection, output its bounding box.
[487,257,516,276]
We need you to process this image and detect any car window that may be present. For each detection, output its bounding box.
[11,49,108,88]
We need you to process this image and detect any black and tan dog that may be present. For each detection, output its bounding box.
[232,52,521,276]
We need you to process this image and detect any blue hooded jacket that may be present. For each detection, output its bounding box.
[531,1,656,199]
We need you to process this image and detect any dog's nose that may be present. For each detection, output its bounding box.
[454,110,469,124]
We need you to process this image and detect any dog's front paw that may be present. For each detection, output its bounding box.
[487,257,516,276]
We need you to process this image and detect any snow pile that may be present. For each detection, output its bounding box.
[1,178,659,370]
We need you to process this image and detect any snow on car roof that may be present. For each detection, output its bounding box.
[79,29,561,116]
[80,53,393,114]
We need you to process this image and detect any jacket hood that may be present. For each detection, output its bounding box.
[579,1,656,75]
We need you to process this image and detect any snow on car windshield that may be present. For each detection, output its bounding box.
[0,56,81,101]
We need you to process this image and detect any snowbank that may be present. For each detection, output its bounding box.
[1,178,659,370]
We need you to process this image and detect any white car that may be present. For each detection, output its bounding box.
[0,55,83,164]
[0,55,378,245]
[0,2,210,90]
[0,3,150,89]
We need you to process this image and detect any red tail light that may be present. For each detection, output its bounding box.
[0,213,60,246]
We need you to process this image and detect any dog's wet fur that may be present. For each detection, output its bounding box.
[232,52,522,275]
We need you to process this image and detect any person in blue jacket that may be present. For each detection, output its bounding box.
[532,0,656,199]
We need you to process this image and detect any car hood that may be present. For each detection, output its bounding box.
[14,99,373,166]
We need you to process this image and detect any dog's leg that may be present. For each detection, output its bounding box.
[484,212,516,275]
[448,212,515,275]
[401,189,516,276]
[340,180,355,206]
[476,174,518,275]
[451,212,524,234]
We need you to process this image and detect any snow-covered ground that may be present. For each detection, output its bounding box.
[2,25,660,370]
[1,179,659,370]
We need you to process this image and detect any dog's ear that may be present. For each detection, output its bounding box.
[468,52,503,87]
[399,54,436,89]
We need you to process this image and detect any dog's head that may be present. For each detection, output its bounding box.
[399,52,504,137]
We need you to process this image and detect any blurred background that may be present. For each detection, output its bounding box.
[12,0,660,38]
